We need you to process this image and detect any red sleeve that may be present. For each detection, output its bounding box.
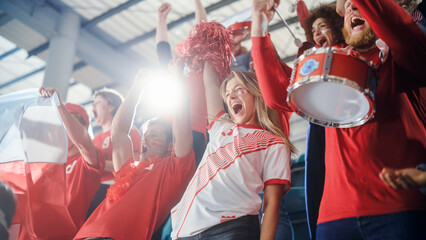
[352,0,426,79]
[83,148,104,173]
[81,153,102,200]
[297,0,311,29]
[251,35,294,113]
[264,179,291,195]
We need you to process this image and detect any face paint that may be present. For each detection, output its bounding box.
[225,86,249,98]
[235,88,248,96]
[321,28,330,34]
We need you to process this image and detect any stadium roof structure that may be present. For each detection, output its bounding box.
[0,0,335,158]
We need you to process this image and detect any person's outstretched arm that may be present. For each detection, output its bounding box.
[156,3,172,44]
[194,0,207,23]
[156,3,173,67]
[251,0,275,37]
[111,73,144,171]
[169,59,193,158]
[39,87,99,168]
[203,62,225,124]
[251,0,294,113]
[296,0,311,29]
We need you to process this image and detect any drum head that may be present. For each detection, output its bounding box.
[288,81,374,127]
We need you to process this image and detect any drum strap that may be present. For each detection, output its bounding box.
[370,53,383,96]
[406,88,426,129]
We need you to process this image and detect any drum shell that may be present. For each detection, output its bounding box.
[287,47,376,128]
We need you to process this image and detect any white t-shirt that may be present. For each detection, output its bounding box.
[171,112,291,239]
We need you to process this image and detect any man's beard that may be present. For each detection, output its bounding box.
[343,24,377,50]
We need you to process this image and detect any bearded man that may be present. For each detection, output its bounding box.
[251,0,426,239]
[312,0,426,239]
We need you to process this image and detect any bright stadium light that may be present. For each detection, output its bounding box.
[141,70,186,116]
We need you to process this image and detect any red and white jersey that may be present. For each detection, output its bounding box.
[171,112,291,239]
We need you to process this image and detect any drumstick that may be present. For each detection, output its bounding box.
[273,7,303,47]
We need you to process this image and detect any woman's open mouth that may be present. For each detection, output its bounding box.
[232,103,243,116]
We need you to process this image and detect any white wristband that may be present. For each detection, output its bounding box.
[52,92,61,107]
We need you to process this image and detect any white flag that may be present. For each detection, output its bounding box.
[0,88,68,164]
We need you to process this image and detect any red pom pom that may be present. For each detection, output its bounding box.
[176,21,233,81]
[106,157,160,202]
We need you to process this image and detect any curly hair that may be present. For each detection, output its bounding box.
[304,4,344,45]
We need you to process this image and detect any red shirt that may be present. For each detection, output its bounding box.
[74,151,196,240]
[4,150,103,240]
[251,0,426,223]
[297,0,310,30]
[318,0,426,223]
[93,126,141,182]
[65,151,103,229]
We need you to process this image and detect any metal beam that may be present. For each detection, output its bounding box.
[0,67,45,89]
[119,0,240,49]
[73,61,86,71]
[0,60,87,90]
[0,47,20,60]
[25,0,148,64]
[27,42,49,58]
[3,0,301,90]
[31,2,298,56]
[0,12,13,27]
[0,0,143,83]
[82,0,143,28]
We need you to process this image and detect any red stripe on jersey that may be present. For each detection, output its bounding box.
[265,178,290,186]
[265,179,291,194]
[207,110,227,130]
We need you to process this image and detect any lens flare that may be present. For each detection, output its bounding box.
[141,71,185,115]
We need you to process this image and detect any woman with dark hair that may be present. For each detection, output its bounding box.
[304,4,345,48]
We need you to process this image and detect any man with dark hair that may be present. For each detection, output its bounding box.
[310,2,426,238]
[75,64,196,240]
[252,0,426,239]
[92,88,141,179]
[88,88,142,217]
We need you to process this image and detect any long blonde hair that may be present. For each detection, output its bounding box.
[220,71,296,154]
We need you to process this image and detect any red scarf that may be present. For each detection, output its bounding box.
[106,157,160,202]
